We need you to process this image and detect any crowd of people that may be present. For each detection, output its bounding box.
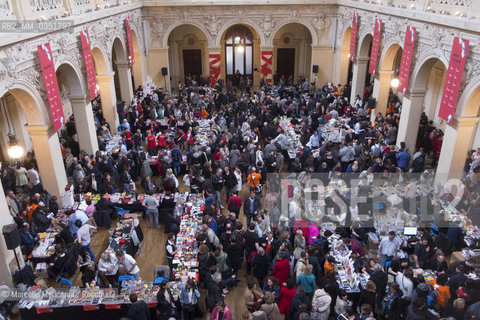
[2,71,480,320]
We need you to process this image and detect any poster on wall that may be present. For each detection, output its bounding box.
[125,16,135,66]
[397,26,417,94]
[261,51,273,83]
[438,37,470,124]
[37,42,65,132]
[369,18,382,76]
[80,29,99,101]
[209,54,221,88]
[349,12,359,62]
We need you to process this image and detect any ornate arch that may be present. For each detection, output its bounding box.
[456,74,480,118]
[110,36,128,62]
[0,81,51,126]
[269,19,318,47]
[410,53,449,89]
[357,32,373,57]
[215,20,264,47]
[162,22,212,48]
[54,60,87,97]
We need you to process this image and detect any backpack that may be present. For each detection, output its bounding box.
[415,286,437,308]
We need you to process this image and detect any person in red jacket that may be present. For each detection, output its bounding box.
[277,278,297,318]
[122,128,134,150]
[272,251,290,286]
[156,131,167,150]
[145,130,156,156]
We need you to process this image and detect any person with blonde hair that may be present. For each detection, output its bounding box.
[261,291,283,320]
[297,264,316,298]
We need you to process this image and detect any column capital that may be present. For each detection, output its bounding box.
[355,56,370,64]
[450,116,480,129]
[207,46,221,53]
[409,88,428,98]
[378,70,394,76]
[260,46,274,51]
[68,95,88,104]
[25,124,54,136]
[116,62,130,69]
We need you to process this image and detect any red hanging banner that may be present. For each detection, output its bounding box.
[438,37,469,124]
[349,12,359,62]
[209,53,221,87]
[125,16,135,66]
[80,29,99,100]
[261,51,273,83]
[369,18,382,76]
[397,26,417,94]
[37,42,65,132]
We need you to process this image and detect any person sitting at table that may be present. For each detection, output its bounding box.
[117,251,141,280]
[98,251,118,287]
[414,237,430,269]
[19,222,36,255]
[81,261,99,288]
[32,206,51,233]
[47,244,68,280]
[425,253,448,274]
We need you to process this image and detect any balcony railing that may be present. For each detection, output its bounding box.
[0,0,137,20]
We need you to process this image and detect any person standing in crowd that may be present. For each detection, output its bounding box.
[117,251,141,280]
[378,231,401,269]
[180,279,200,320]
[76,220,96,262]
[127,293,150,320]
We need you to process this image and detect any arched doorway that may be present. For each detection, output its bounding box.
[221,24,260,90]
[167,24,209,88]
[131,30,145,91]
[351,33,373,103]
[272,23,312,84]
[56,63,98,155]
[396,57,447,155]
[111,37,132,104]
[92,46,118,132]
[337,27,352,86]
[0,86,67,200]
[372,43,403,116]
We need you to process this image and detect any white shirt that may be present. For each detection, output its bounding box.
[77,224,95,245]
[123,254,140,274]
[98,254,119,275]
[27,169,40,185]
[75,210,89,225]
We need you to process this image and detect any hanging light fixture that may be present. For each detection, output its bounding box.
[391,78,400,88]
[1,97,24,159]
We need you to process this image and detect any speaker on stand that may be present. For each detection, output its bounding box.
[3,224,21,271]
[161,67,168,91]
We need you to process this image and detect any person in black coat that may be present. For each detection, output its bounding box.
[156,281,176,320]
[198,244,216,282]
[253,248,269,288]
[448,264,468,298]
[127,293,150,320]
[206,273,223,312]
[370,264,388,307]
[224,234,244,275]
[358,280,377,312]
[383,282,403,320]
[289,286,312,320]
[33,207,51,233]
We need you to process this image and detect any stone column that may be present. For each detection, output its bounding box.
[147,48,171,92]
[116,62,133,104]
[371,70,393,119]
[333,46,350,86]
[69,95,99,155]
[396,89,427,153]
[435,116,480,184]
[311,45,334,88]
[96,72,118,133]
[0,182,17,286]
[25,125,68,201]
[350,56,369,103]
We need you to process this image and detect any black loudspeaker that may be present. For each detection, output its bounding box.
[312,65,319,74]
[161,67,168,76]
[3,224,20,250]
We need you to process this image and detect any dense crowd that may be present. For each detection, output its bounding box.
[2,74,480,320]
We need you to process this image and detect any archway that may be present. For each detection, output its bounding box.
[131,30,145,90]
[396,57,447,155]
[272,23,312,84]
[372,43,403,117]
[337,27,352,86]
[350,33,373,103]
[111,37,132,105]
[0,86,67,201]
[167,24,209,89]
[92,46,118,132]
[436,82,480,183]
[220,24,261,90]
[56,62,98,155]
